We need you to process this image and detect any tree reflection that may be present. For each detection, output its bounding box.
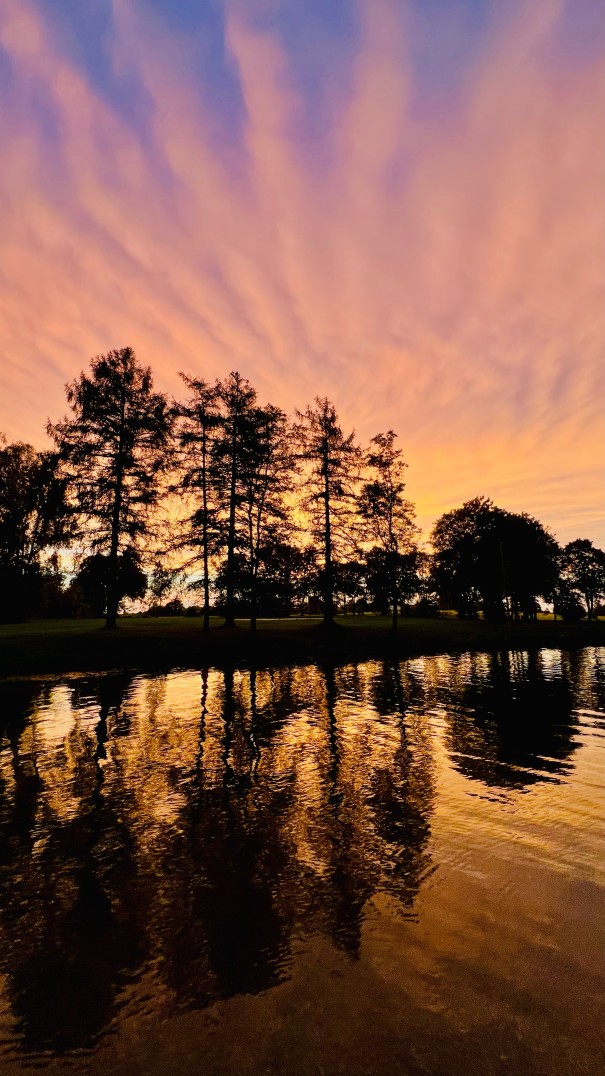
[445,651,578,788]
[146,663,291,1010]
[367,662,435,910]
[0,680,46,851]
[319,660,371,958]
[283,659,436,957]
[1,650,586,1058]
[0,674,145,1053]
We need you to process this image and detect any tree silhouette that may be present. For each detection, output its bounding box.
[211,372,258,629]
[561,539,605,620]
[359,430,416,631]
[239,404,293,632]
[363,547,423,616]
[72,548,147,618]
[209,375,294,631]
[254,535,316,616]
[215,537,319,617]
[333,559,365,613]
[432,497,560,621]
[48,348,172,629]
[294,398,361,627]
[174,375,222,631]
[0,436,71,621]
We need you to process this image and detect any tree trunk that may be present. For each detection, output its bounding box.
[249,529,258,635]
[202,546,211,631]
[105,386,126,630]
[250,578,258,634]
[201,428,210,633]
[322,467,335,627]
[224,419,238,629]
[390,553,398,634]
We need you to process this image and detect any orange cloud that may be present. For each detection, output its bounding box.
[0,0,603,545]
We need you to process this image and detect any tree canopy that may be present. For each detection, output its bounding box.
[431,497,560,621]
[358,430,416,632]
[294,398,361,627]
[48,348,172,628]
[561,539,605,620]
[2,350,602,629]
[174,375,222,631]
[71,549,147,618]
[0,437,71,621]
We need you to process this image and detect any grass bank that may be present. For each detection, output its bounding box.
[1,614,603,677]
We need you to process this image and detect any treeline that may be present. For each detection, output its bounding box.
[1,347,604,629]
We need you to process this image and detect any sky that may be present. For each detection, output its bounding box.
[0,0,603,547]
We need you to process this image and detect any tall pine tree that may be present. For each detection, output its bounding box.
[359,430,416,632]
[48,348,172,629]
[174,375,222,631]
[294,398,360,627]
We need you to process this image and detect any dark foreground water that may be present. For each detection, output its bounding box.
[0,649,603,1076]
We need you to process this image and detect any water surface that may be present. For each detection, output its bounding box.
[0,649,603,1075]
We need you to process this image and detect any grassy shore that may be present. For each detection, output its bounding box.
[1,614,603,677]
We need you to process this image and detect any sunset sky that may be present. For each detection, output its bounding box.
[0,0,603,546]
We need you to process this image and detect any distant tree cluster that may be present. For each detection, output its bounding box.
[1,347,604,628]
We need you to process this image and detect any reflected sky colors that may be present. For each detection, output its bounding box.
[0,0,603,544]
[0,650,603,1072]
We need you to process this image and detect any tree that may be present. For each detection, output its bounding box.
[254,540,320,615]
[0,437,71,621]
[210,374,294,631]
[363,547,422,616]
[214,534,309,618]
[72,549,147,617]
[238,404,293,633]
[255,537,314,616]
[432,497,560,621]
[552,579,585,623]
[211,372,258,629]
[561,539,605,620]
[293,544,322,613]
[498,511,560,620]
[431,496,491,618]
[333,560,365,613]
[358,430,416,632]
[293,398,361,627]
[48,348,172,629]
[174,376,222,631]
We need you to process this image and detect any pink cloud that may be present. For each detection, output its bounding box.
[0,0,603,545]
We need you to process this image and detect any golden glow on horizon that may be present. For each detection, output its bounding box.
[0,0,603,545]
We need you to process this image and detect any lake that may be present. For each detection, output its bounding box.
[0,648,603,1075]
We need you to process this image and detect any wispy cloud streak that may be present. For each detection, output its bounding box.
[0,0,603,543]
